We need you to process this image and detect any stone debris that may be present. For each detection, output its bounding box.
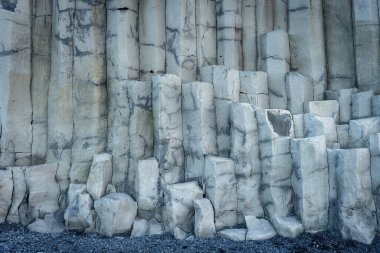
[218,229,247,241]
[245,216,276,241]
[193,198,216,239]
[86,154,113,201]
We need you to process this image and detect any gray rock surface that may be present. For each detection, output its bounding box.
[86,154,113,201]
[245,216,276,241]
[193,198,216,239]
[0,170,13,223]
[218,229,247,241]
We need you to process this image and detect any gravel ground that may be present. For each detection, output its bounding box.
[1,223,379,253]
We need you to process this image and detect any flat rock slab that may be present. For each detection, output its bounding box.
[245,216,276,241]
[218,229,247,241]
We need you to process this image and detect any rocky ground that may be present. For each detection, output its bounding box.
[0,223,379,253]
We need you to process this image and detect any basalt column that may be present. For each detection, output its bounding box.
[70,0,107,183]
[242,0,256,70]
[107,0,139,192]
[0,1,32,167]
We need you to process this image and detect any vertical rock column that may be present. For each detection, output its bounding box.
[260,29,290,110]
[239,71,269,109]
[182,82,217,183]
[323,0,356,90]
[230,103,264,224]
[107,0,139,192]
[166,0,197,83]
[0,1,32,167]
[31,0,52,165]
[216,0,243,69]
[47,0,75,208]
[291,135,329,233]
[288,0,327,100]
[274,0,288,31]
[352,0,380,93]
[242,0,256,70]
[71,0,107,183]
[370,134,380,231]
[256,0,273,70]
[153,74,184,185]
[139,0,165,81]
[196,0,217,71]
[256,109,303,238]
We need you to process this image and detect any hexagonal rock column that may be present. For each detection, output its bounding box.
[239,71,269,109]
[349,117,380,148]
[285,72,313,115]
[325,88,357,124]
[94,193,137,237]
[288,0,327,100]
[6,167,26,224]
[352,0,380,93]
[182,82,217,182]
[163,181,203,234]
[256,109,303,238]
[166,0,197,83]
[0,1,32,167]
[153,74,184,185]
[256,0,273,70]
[0,170,13,223]
[335,149,376,245]
[260,29,290,110]
[139,0,165,81]
[216,0,243,70]
[204,156,238,231]
[242,0,256,71]
[323,0,356,90]
[291,135,329,233]
[86,154,112,201]
[370,134,380,231]
[193,198,216,239]
[230,103,264,224]
[70,0,107,183]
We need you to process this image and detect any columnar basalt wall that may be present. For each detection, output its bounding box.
[1,0,380,245]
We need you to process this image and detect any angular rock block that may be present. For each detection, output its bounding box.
[304,113,337,146]
[325,88,357,124]
[86,154,112,201]
[148,219,165,236]
[273,0,287,31]
[94,193,137,236]
[212,99,232,157]
[327,149,340,231]
[204,156,238,230]
[163,181,203,234]
[64,192,95,231]
[182,81,217,180]
[166,0,197,83]
[245,216,276,241]
[337,124,350,149]
[293,114,304,138]
[372,95,380,117]
[370,134,380,231]
[239,71,269,109]
[256,109,294,141]
[256,0,274,70]
[260,29,290,109]
[242,0,257,71]
[216,0,243,69]
[196,0,217,69]
[352,0,380,93]
[335,149,376,245]
[304,100,339,123]
[131,218,149,237]
[291,136,329,233]
[193,198,216,239]
[27,214,64,234]
[289,0,327,100]
[218,229,247,241]
[0,170,13,223]
[351,91,373,119]
[135,158,159,220]
[285,72,313,115]
[6,167,26,223]
[127,81,154,195]
[25,164,60,220]
[230,103,263,223]
[349,117,380,148]
[139,0,165,81]
[323,0,356,90]
[200,65,240,102]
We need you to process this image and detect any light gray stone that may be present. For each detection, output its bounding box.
[336,125,349,149]
[94,193,137,236]
[67,184,86,207]
[135,158,159,220]
[193,198,216,239]
[304,114,337,146]
[147,219,165,236]
[218,229,246,241]
[335,149,376,245]
[325,88,358,124]
[5,167,25,224]
[323,0,356,90]
[256,109,294,142]
[304,100,339,123]
[131,218,149,237]
[64,192,95,231]
[352,0,380,93]
[214,99,233,157]
[352,91,373,119]
[174,227,189,240]
[291,136,329,233]
[327,149,339,232]
[239,71,269,109]
[256,0,274,70]
[86,154,112,201]
[242,0,256,70]
[163,181,203,234]
[285,72,313,114]
[349,117,380,148]
[372,95,380,117]
[245,216,276,241]
[260,29,290,109]
[370,134,380,231]
[293,114,304,138]
[27,214,64,234]
[289,0,327,100]
[0,170,13,223]
[204,156,238,230]
[166,0,197,83]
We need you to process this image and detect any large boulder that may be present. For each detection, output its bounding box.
[245,216,276,241]
[94,193,137,236]
[193,198,216,239]
[86,153,113,201]
[64,192,95,231]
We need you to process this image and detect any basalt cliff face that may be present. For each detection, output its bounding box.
[1,0,380,245]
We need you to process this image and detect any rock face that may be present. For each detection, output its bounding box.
[1,0,380,245]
